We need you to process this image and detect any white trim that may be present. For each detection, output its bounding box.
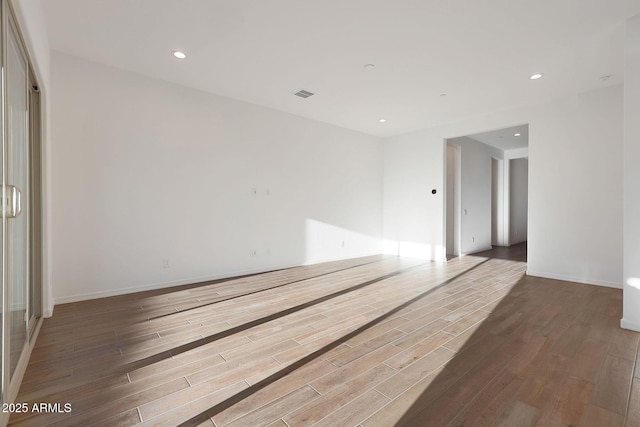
[621,318,640,332]
[526,269,622,289]
[54,252,383,304]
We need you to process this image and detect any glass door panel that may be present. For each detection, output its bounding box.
[0,1,42,404]
[5,15,29,381]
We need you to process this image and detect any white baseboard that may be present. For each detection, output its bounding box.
[526,270,622,289]
[621,318,640,332]
[54,252,383,305]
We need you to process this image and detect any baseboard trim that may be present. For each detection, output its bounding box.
[621,318,640,332]
[54,252,383,305]
[526,270,622,289]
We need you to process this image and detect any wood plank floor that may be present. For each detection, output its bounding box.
[11,244,640,426]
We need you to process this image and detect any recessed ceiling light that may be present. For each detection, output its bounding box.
[363,64,376,71]
[440,93,447,97]
[514,133,521,137]
[529,73,543,80]
[172,51,187,59]
[379,119,386,123]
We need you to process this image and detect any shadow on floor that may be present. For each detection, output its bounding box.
[389,255,632,426]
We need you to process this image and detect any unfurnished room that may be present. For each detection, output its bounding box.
[1,0,640,426]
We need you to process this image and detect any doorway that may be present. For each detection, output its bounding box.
[491,157,503,246]
[444,124,528,260]
[445,143,460,258]
[509,158,528,244]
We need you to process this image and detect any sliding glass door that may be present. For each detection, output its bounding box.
[1,0,42,403]
[6,9,30,382]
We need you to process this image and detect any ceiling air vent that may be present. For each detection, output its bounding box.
[294,89,314,99]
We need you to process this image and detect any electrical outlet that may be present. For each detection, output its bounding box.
[249,250,257,257]
[162,259,170,269]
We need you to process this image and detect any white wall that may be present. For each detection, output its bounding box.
[491,157,503,246]
[509,158,528,245]
[383,130,446,260]
[11,0,54,317]
[622,14,640,331]
[383,84,623,288]
[51,52,383,303]
[528,87,623,287]
[449,136,495,254]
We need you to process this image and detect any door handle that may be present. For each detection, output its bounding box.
[4,185,22,218]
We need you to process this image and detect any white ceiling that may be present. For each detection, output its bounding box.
[468,124,529,151]
[41,0,640,138]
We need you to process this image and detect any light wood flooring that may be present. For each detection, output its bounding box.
[11,245,640,426]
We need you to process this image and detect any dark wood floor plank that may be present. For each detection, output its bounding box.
[532,377,593,427]
[626,378,640,427]
[568,338,608,383]
[401,338,519,426]
[494,399,540,427]
[447,369,525,427]
[580,404,625,427]
[593,354,635,415]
